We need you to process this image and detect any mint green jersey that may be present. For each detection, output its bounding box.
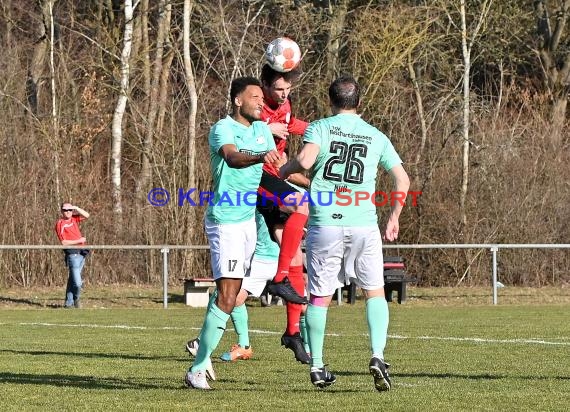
[304,113,402,226]
[206,116,275,224]
[253,210,279,260]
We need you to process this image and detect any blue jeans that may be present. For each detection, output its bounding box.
[65,254,85,306]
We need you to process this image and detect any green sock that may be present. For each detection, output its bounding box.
[197,289,218,341]
[306,304,328,368]
[207,289,218,311]
[230,303,250,348]
[300,313,310,353]
[190,302,229,372]
[366,296,389,359]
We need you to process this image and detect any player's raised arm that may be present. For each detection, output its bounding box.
[218,144,280,169]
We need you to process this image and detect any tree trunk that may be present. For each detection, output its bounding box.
[408,54,428,246]
[408,54,428,175]
[47,0,60,202]
[535,0,570,147]
[1,0,13,47]
[458,0,492,281]
[104,0,114,25]
[135,0,170,216]
[325,0,348,81]
[141,0,151,111]
[457,0,493,229]
[27,1,61,200]
[138,0,170,280]
[183,0,198,275]
[459,0,470,229]
[26,1,51,115]
[156,38,175,135]
[111,0,137,228]
[550,95,567,147]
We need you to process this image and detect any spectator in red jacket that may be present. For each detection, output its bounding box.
[55,202,90,308]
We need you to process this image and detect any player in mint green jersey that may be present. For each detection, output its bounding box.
[186,210,278,362]
[186,210,311,366]
[186,208,312,365]
[280,75,410,391]
[185,77,281,390]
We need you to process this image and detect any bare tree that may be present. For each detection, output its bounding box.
[220,0,265,97]
[455,0,493,227]
[183,0,198,271]
[183,0,198,191]
[1,0,13,47]
[26,1,61,200]
[325,0,349,80]
[135,0,171,215]
[155,33,176,136]
[535,0,570,147]
[104,0,115,25]
[47,0,60,201]
[348,6,428,120]
[111,0,138,226]
[26,0,52,115]
[141,0,151,110]
[408,54,428,170]
[2,0,570,288]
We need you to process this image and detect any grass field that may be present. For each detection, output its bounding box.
[1,287,569,411]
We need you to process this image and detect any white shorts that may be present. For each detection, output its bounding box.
[205,216,257,280]
[242,257,277,297]
[305,225,384,297]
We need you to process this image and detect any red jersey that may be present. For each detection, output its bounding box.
[261,97,308,177]
[55,216,85,244]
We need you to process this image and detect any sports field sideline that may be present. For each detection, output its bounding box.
[1,286,569,411]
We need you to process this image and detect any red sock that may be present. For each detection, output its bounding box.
[285,266,305,335]
[274,212,308,282]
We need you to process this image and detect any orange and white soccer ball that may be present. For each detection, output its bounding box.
[265,37,301,73]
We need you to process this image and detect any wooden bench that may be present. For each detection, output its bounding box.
[384,256,416,304]
[183,277,216,307]
[337,256,416,304]
[184,257,415,307]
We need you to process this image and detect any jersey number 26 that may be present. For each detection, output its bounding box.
[322,141,367,184]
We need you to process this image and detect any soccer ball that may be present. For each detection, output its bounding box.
[265,37,301,73]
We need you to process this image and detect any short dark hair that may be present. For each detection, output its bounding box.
[260,64,302,87]
[329,75,360,110]
[230,77,262,103]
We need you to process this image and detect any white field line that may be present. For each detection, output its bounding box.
[389,334,570,346]
[6,322,570,346]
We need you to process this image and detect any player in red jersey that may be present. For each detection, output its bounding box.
[257,64,311,363]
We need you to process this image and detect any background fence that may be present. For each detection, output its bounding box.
[1,244,569,307]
